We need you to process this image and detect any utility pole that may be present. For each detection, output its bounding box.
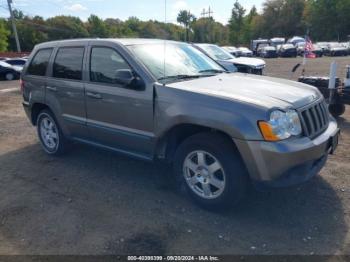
[201,7,214,18]
[200,7,214,42]
[7,0,21,52]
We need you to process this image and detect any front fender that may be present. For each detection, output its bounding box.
[154,85,266,141]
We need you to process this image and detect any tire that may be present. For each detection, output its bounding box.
[5,72,14,81]
[36,109,68,155]
[329,103,346,118]
[173,132,248,210]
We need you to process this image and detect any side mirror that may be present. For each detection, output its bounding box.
[115,69,135,86]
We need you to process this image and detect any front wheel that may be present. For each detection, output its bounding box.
[5,72,14,81]
[173,132,248,210]
[37,109,68,155]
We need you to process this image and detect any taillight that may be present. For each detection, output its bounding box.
[20,78,24,93]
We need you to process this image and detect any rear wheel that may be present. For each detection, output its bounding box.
[173,132,248,209]
[37,109,68,155]
[5,72,14,81]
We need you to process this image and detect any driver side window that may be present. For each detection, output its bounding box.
[90,47,130,84]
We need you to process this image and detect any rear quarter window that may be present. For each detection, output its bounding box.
[27,48,53,76]
[53,47,84,80]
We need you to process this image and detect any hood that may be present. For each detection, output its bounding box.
[240,50,253,54]
[166,73,320,109]
[226,57,266,68]
[12,65,23,72]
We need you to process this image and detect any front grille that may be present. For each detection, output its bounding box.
[299,100,329,139]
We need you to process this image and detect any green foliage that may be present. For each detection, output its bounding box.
[87,14,108,37]
[228,1,246,45]
[177,10,196,41]
[192,18,228,44]
[305,0,350,41]
[0,19,10,51]
[7,15,48,52]
[255,0,306,39]
[2,1,350,52]
[46,16,89,40]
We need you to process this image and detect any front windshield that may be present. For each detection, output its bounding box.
[129,43,225,82]
[198,45,234,61]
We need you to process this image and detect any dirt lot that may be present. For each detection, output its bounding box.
[0,57,349,256]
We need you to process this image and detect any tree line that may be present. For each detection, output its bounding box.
[0,0,349,52]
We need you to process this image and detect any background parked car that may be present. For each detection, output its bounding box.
[0,61,22,80]
[194,43,266,75]
[5,58,27,69]
[324,42,348,56]
[316,42,330,52]
[287,36,305,46]
[257,44,278,58]
[238,47,253,57]
[296,42,323,57]
[250,39,269,56]
[340,42,350,55]
[278,44,297,57]
[309,44,324,57]
[222,46,242,57]
[269,37,285,48]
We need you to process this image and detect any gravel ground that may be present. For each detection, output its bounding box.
[0,57,349,256]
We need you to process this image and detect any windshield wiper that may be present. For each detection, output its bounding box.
[199,69,225,74]
[158,74,204,82]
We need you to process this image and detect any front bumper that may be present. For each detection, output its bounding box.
[234,119,339,187]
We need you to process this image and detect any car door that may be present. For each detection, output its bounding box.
[23,48,54,107]
[85,43,154,159]
[45,44,88,139]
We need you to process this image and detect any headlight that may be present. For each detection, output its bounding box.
[258,110,302,141]
[254,64,265,69]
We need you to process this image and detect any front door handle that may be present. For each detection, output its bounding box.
[46,86,57,92]
[86,92,102,99]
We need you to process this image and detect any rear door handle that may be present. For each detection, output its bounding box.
[46,86,57,92]
[86,92,102,99]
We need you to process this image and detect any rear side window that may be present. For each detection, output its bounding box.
[90,47,130,84]
[27,48,53,76]
[53,47,84,80]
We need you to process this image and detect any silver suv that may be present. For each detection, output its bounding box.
[22,39,340,209]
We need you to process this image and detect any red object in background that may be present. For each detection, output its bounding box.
[306,53,316,58]
[305,36,316,59]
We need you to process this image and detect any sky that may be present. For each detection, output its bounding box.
[0,0,263,25]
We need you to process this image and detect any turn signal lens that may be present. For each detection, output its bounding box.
[258,121,280,142]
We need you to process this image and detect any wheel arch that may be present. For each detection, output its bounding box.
[30,103,51,126]
[155,123,241,163]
